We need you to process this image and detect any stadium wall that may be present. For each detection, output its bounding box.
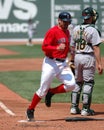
[0,0,104,42]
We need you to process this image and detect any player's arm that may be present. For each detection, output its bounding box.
[42,31,58,52]
[42,38,65,52]
[69,46,75,61]
[93,44,103,74]
[67,46,75,75]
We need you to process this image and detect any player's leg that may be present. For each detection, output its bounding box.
[45,65,76,107]
[81,55,96,116]
[70,54,83,114]
[27,31,33,46]
[29,38,32,43]
[45,83,65,107]
[26,57,55,120]
[70,82,83,114]
[81,80,95,116]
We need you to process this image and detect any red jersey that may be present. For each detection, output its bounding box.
[42,25,70,59]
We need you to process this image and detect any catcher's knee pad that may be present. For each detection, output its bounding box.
[82,80,94,108]
[72,82,83,92]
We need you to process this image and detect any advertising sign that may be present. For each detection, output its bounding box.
[0,0,104,41]
[0,0,50,40]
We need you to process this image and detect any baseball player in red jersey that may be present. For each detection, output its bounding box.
[70,7,103,116]
[26,12,76,121]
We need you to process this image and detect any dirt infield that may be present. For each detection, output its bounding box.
[0,45,104,130]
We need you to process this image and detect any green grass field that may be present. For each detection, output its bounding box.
[0,44,104,103]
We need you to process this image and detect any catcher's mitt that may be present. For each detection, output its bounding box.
[68,61,75,75]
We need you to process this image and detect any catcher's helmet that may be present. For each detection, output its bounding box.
[82,7,99,24]
[58,12,72,23]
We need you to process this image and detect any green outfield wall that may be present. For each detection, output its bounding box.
[0,0,104,41]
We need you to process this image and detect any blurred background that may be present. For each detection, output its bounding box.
[0,0,104,42]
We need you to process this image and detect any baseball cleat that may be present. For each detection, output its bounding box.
[26,42,33,46]
[45,91,54,107]
[70,107,81,114]
[81,108,95,116]
[26,109,35,121]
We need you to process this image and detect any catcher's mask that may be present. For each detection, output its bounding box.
[58,12,72,23]
[81,7,99,24]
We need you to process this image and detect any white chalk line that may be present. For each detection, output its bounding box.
[0,101,15,116]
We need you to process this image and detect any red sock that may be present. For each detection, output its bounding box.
[29,93,41,109]
[49,84,66,94]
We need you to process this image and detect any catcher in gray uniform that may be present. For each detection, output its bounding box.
[70,7,103,116]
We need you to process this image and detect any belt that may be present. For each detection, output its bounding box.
[76,52,94,55]
[48,57,65,62]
